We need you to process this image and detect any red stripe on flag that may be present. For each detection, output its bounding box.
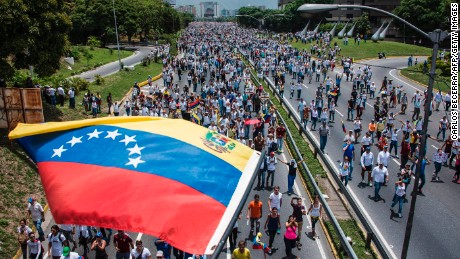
[38,161,226,254]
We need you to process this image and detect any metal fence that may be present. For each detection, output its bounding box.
[240,53,390,259]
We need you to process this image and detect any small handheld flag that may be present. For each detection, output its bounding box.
[341,120,347,133]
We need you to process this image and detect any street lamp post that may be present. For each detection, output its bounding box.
[112,0,123,70]
[298,4,451,259]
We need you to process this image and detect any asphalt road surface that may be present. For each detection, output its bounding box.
[38,54,333,259]
[261,55,459,259]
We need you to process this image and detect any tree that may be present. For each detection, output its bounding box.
[394,0,451,36]
[0,0,72,78]
[355,12,372,37]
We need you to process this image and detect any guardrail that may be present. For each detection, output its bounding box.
[240,54,358,259]
[240,51,390,259]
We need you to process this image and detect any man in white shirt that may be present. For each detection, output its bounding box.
[266,152,278,187]
[371,163,389,201]
[268,186,283,219]
[343,130,355,143]
[28,197,45,240]
[377,146,391,168]
[360,147,374,186]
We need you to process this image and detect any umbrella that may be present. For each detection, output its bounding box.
[245,119,261,125]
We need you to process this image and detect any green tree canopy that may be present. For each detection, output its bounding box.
[394,0,451,36]
[0,0,72,78]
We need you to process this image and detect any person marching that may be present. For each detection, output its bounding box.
[307,195,322,240]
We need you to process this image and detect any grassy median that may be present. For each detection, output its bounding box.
[243,58,377,258]
[290,38,432,61]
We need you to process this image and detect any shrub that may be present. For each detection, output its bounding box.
[62,77,89,95]
[87,36,102,50]
[94,74,105,85]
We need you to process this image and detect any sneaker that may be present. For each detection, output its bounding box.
[369,182,373,187]
[277,228,281,235]
[398,213,402,218]
[361,180,365,184]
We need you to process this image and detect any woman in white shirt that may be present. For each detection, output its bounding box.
[390,180,406,218]
[27,233,42,259]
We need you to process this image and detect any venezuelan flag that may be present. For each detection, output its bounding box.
[9,117,260,255]
[341,120,347,133]
[188,98,200,109]
[263,113,271,123]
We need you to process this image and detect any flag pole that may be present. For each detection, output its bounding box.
[211,150,266,259]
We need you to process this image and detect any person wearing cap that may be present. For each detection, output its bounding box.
[131,240,151,259]
[371,163,389,201]
[27,197,45,241]
[60,246,81,259]
[343,130,355,143]
[361,147,374,185]
[90,232,107,259]
[114,230,134,259]
[154,237,171,259]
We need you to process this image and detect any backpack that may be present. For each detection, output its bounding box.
[270,142,278,152]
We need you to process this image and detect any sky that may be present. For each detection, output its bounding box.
[174,0,278,11]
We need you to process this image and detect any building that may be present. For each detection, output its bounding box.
[199,2,219,18]
[176,5,197,16]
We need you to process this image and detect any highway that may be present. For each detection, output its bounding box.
[260,55,459,259]
[38,54,333,258]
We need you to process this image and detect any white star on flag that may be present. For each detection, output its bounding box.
[52,145,67,158]
[125,156,145,168]
[119,135,137,146]
[127,144,145,156]
[67,136,83,147]
[105,130,122,140]
[87,129,104,140]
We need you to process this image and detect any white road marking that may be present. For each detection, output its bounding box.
[227,239,231,259]
[136,232,143,241]
[275,86,398,259]
[335,109,344,117]
[432,145,438,150]
[392,158,401,165]
[280,152,328,259]
[389,69,421,92]
[302,83,309,89]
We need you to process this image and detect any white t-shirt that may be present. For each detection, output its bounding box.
[60,252,81,259]
[28,202,44,221]
[130,248,152,259]
[48,233,66,256]
[269,192,282,210]
[371,166,388,183]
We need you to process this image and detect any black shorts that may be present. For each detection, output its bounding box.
[363,165,372,172]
